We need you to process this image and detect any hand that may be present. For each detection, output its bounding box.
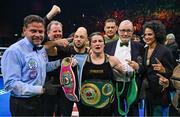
[157,73,169,91]
[152,58,166,73]
[46,5,61,20]
[43,79,61,95]
[63,57,78,67]
[66,37,73,43]
[71,58,78,67]
[55,39,69,47]
[122,64,134,77]
[126,59,139,71]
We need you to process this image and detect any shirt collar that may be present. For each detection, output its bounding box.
[118,38,131,47]
[23,37,34,51]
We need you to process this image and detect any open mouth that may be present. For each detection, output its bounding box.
[54,35,61,38]
[95,46,100,49]
[76,42,82,45]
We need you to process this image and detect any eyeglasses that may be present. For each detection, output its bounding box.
[119,29,133,33]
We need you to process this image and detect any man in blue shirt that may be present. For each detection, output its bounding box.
[1,15,61,116]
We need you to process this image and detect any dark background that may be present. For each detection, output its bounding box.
[0,0,179,47]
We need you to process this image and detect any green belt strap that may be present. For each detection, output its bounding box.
[116,72,137,115]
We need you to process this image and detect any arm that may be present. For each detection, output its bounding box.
[109,55,134,77]
[44,39,69,49]
[126,59,139,71]
[109,55,125,74]
[152,49,176,78]
[46,59,61,72]
[157,73,169,91]
[44,39,69,56]
[44,5,61,25]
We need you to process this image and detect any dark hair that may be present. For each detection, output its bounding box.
[104,18,117,25]
[89,32,105,46]
[23,15,45,28]
[142,20,166,44]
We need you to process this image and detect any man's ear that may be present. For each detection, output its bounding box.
[23,26,26,34]
[115,25,118,31]
[104,26,106,32]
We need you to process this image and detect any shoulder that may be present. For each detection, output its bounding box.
[105,40,118,50]
[131,41,145,52]
[105,40,118,45]
[108,55,119,65]
[6,41,22,54]
[2,42,22,63]
[131,41,144,48]
[158,44,171,53]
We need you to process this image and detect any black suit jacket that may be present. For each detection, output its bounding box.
[105,40,145,99]
[104,40,145,116]
[105,40,144,74]
[144,43,176,105]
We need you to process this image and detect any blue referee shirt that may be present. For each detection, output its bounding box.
[1,37,60,98]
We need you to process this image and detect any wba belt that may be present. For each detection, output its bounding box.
[60,57,78,102]
[60,54,88,102]
[80,80,114,108]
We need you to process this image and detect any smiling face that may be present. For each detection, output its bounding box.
[23,22,45,46]
[118,20,134,43]
[143,27,157,46]
[90,34,105,55]
[47,24,63,41]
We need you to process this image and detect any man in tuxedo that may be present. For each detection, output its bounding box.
[105,20,144,116]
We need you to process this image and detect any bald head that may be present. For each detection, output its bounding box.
[119,20,133,30]
[75,27,88,37]
[73,27,88,49]
[118,20,134,43]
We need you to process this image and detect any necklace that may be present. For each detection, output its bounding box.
[146,48,154,66]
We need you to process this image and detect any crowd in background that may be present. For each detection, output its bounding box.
[0,3,180,117]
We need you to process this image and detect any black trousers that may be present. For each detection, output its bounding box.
[44,88,74,116]
[169,104,180,116]
[10,95,44,116]
[77,102,113,116]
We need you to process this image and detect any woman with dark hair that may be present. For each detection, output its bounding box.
[142,20,176,116]
[76,32,133,116]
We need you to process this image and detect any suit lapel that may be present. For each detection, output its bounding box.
[131,41,138,61]
[111,40,118,55]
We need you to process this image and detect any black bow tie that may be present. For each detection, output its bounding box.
[120,42,128,47]
[33,45,43,51]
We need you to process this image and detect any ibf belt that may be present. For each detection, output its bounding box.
[80,80,114,108]
[60,57,78,102]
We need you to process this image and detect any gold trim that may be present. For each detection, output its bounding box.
[81,83,101,105]
[102,83,114,96]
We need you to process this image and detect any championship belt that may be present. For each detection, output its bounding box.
[114,72,138,115]
[80,80,114,108]
[60,57,78,102]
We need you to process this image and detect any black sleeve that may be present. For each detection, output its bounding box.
[44,16,51,28]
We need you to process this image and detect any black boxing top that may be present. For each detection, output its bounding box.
[82,54,113,82]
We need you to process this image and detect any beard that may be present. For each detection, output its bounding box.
[74,43,85,49]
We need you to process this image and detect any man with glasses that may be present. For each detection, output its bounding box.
[105,20,144,116]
